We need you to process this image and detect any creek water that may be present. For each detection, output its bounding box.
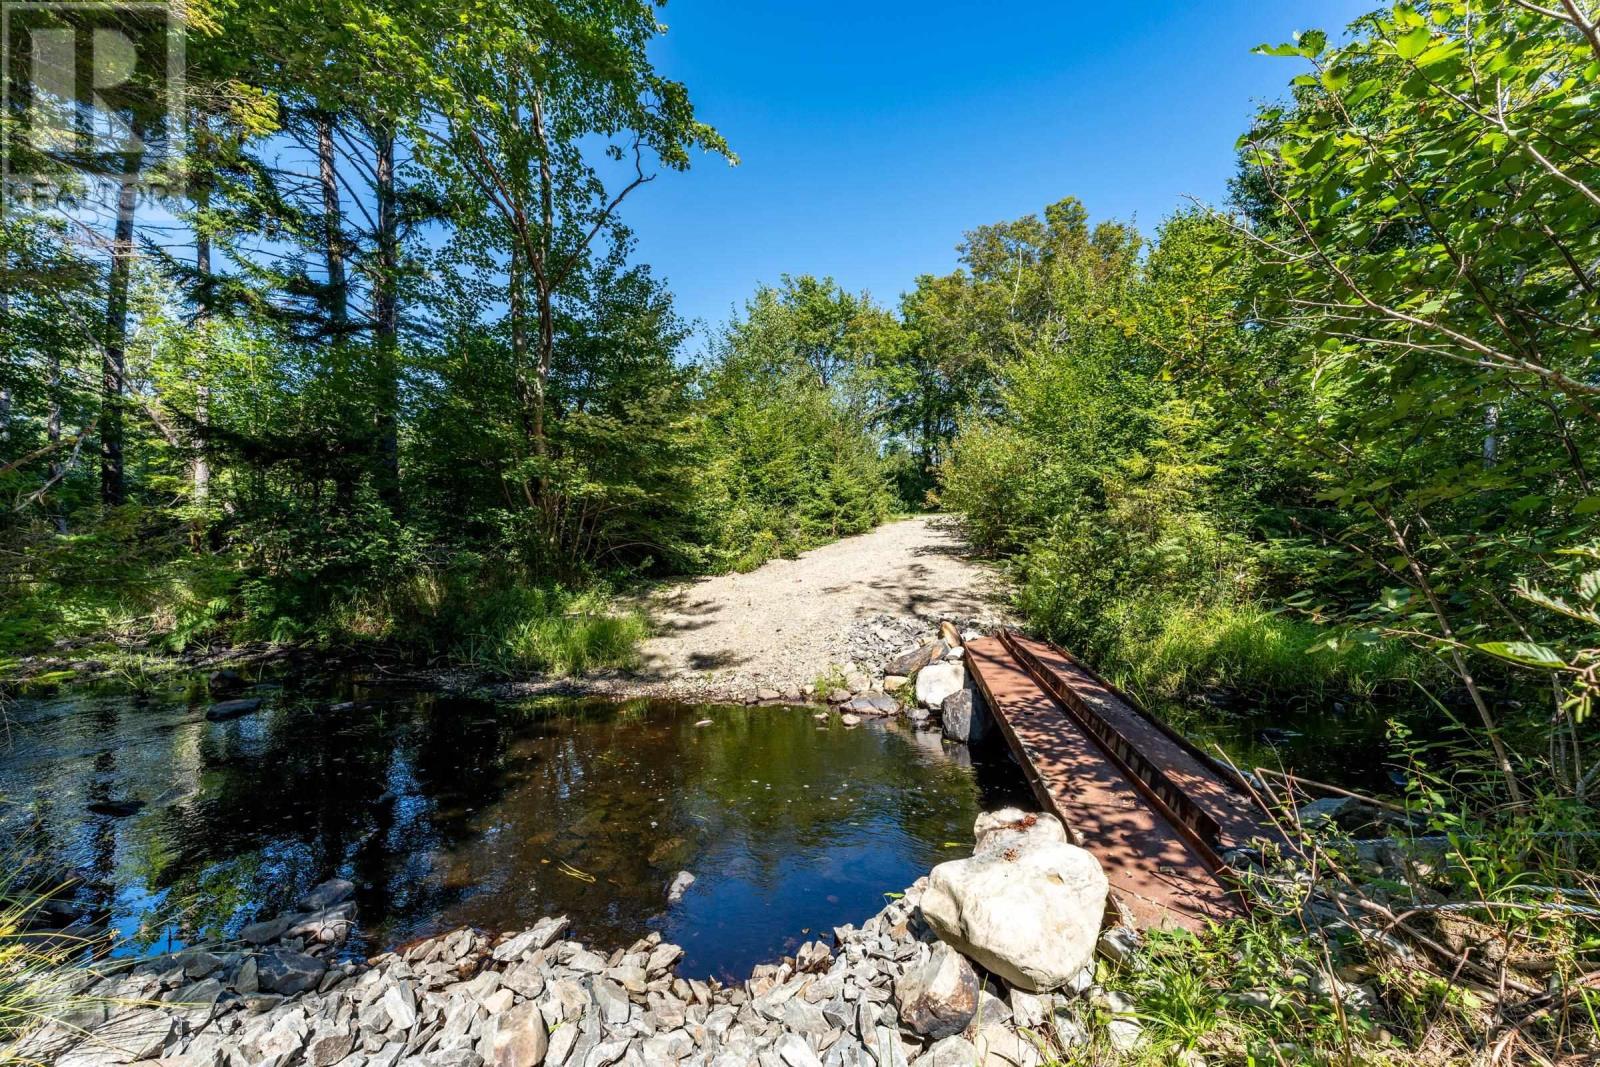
[0,678,1033,980]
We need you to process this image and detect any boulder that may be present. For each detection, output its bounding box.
[240,913,296,945]
[973,809,1066,855]
[883,675,909,693]
[915,663,966,709]
[886,641,944,677]
[920,812,1107,993]
[894,942,979,1040]
[939,689,989,745]
[256,949,327,996]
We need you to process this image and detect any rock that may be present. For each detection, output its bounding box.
[594,977,631,1026]
[794,940,831,973]
[883,675,908,693]
[61,1009,176,1063]
[758,689,781,702]
[969,989,1011,1031]
[865,1025,912,1067]
[382,981,418,1030]
[886,642,944,677]
[204,697,263,722]
[973,809,1065,856]
[847,694,898,716]
[939,689,989,745]
[920,813,1107,993]
[910,1036,979,1067]
[1094,989,1141,1052]
[257,949,327,995]
[172,976,225,1005]
[483,1001,548,1067]
[1007,990,1049,1030]
[841,714,862,727]
[845,673,872,695]
[666,870,696,904]
[970,1023,1042,1066]
[305,1026,356,1066]
[914,663,965,710]
[828,689,853,704]
[494,915,569,961]
[209,668,247,694]
[776,1032,824,1067]
[241,913,296,945]
[1097,927,1139,968]
[894,943,978,1040]
[86,798,145,818]
[607,963,647,993]
[295,877,356,912]
[646,941,684,974]
[179,948,224,978]
[288,902,357,944]
[943,647,965,662]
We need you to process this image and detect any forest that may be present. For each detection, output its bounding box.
[2,0,1599,1063]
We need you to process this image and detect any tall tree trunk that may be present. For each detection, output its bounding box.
[317,112,347,330]
[373,121,400,512]
[192,186,211,506]
[101,163,138,507]
[529,90,555,459]
[318,110,356,510]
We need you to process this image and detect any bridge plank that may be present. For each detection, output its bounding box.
[1006,633,1273,853]
[964,636,1244,931]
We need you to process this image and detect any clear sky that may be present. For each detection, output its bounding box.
[617,0,1376,343]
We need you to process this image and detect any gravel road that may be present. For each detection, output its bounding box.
[632,515,1007,699]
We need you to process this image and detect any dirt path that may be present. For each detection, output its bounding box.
[630,515,1007,700]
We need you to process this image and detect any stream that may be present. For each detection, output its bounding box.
[0,675,1033,981]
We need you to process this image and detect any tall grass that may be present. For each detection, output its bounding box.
[1108,603,1429,704]
[328,570,648,676]
[0,877,98,1063]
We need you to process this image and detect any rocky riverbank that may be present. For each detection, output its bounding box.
[19,809,1138,1067]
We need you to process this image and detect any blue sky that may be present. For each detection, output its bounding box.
[617,0,1375,343]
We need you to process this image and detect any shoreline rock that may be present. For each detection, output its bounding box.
[21,809,1118,1067]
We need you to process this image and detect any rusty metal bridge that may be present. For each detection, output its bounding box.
[965,630,1276,930]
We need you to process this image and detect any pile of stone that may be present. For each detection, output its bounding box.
[21,809,1143,1067]
[832,616,992,686]
[820,617,995,748]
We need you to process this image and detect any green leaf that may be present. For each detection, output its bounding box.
[1474,642,1565,669]
[1396,26,1433,60]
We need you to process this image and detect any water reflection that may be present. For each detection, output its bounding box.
[0,682,1032,979]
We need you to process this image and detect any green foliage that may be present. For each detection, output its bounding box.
[697,279,896,569]
[328,570,648,676]
[1093,923,1377,1066]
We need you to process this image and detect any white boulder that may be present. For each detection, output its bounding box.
[920,811,1108,993]
[915,662,966,709]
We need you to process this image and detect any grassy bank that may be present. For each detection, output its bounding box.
[0,535,649,682]
[1103,603,1431,706]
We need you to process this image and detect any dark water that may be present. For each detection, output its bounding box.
[0,680,1033,980]
[1167,694,1422,795]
